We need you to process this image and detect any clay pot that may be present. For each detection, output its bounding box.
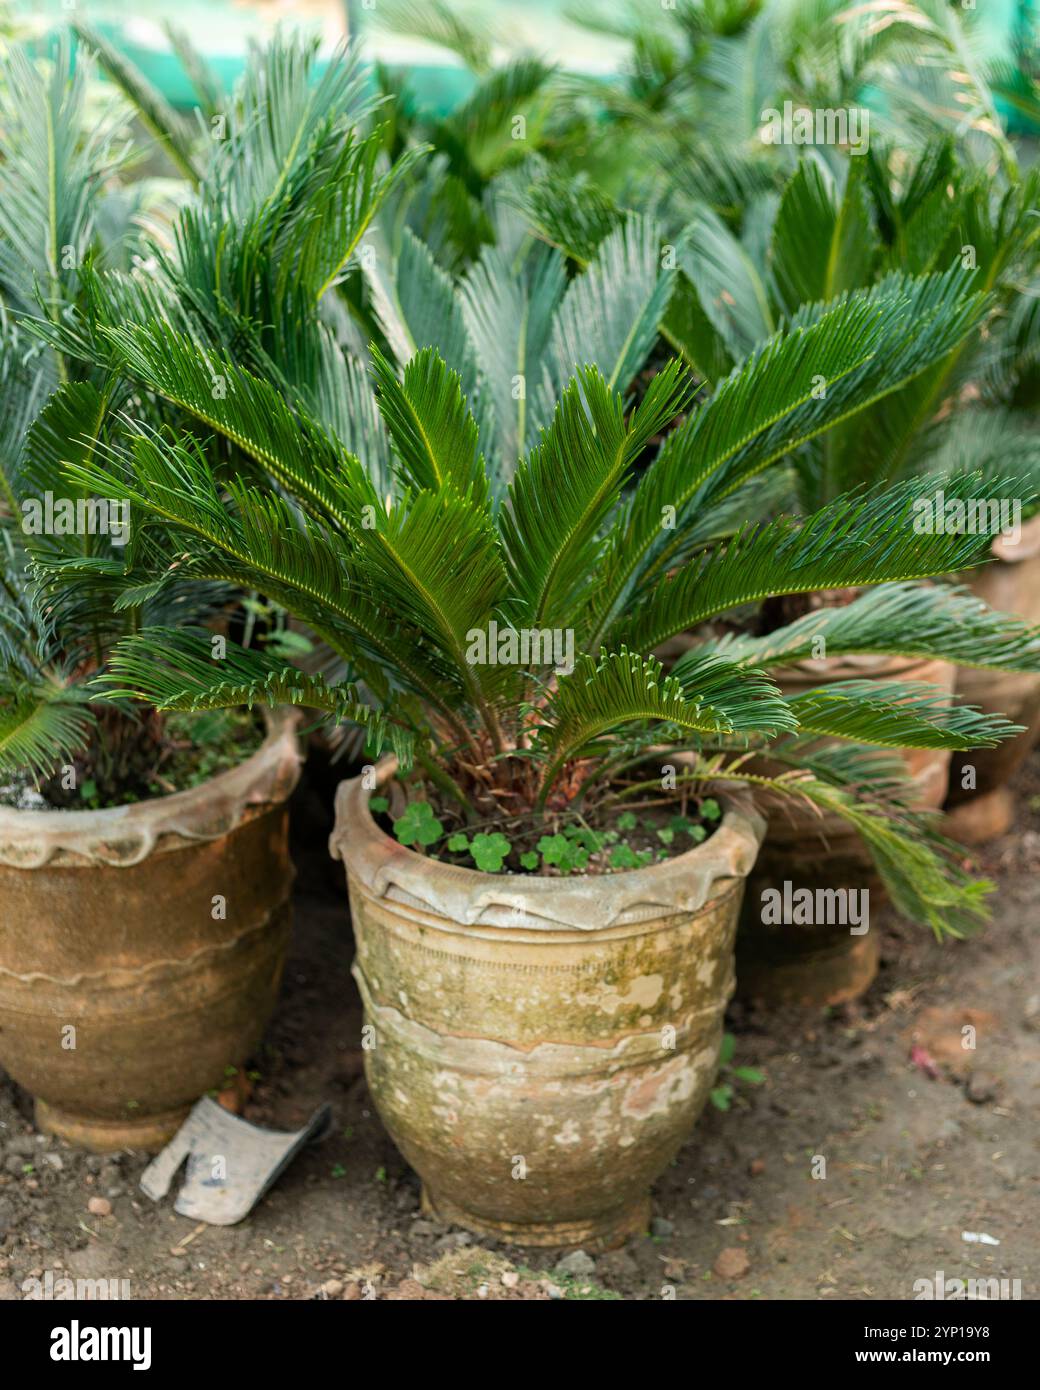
[738,653,956,1008]
[945,515,1040,843]
[0,713,301,1152]
[329,765,765,1252]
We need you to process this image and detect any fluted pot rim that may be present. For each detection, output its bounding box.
[0,706,302,869]
[330,756,766,934]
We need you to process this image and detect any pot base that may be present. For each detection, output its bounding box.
[421,1187,651,1254]
[36,1099,189,1154]
[736,929,880,1009]
[942,787,1015,846]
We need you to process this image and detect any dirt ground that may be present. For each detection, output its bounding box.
[1,752,1037,1303]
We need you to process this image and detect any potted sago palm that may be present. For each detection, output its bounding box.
[0,38,310,1152]
[63,266,1027,1244]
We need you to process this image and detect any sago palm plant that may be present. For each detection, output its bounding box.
[45,268,1036,937]
[13,27,1035,940]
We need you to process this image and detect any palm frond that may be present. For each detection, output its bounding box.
[689,581,1040,675]
[73,21,201,183]
[612,473,1024,652]
[504,360,689,629]
[541,213,675,405]
[0,676,95,783]
[102,626,415,767]
[785,678,1018,750]
[370,344,486,501]
[537,647,796,797]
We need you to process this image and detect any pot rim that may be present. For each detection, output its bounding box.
[0,706,302,869]
[990,509,1040,564]
[330,757,766,933]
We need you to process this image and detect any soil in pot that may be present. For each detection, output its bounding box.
[0,710,301,1152]
[329,761,766,1252]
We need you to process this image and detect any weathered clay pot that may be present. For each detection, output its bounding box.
[330,765,765,1251]
[945,515,1040,843]
[738,653,956,1008]
[0,713,301,1152]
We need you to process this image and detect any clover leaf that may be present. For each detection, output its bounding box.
[393,801,444,847]
[470,832,511,872]
[537,833,570,865]
[609,844,639,870]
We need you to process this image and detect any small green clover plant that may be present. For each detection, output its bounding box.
[383,798,722,875]
[710,1032,766,1111]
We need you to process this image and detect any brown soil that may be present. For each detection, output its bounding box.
[1,752,1038,1302]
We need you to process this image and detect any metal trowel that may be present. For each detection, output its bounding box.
[139,1097,332,1225]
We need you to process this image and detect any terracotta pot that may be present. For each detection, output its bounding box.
[945,514,1040,843]
[329,765,765,1251]
[738,652,956,1007]
[0,713,301,1152]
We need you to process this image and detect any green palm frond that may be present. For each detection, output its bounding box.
[541,213,675,403]
[784,679,1018,750]
[364,225,482,408]
[374,0,496,75]
[614,474,1022,653]
[102,626,415,767]
[0,37,125,317]
[0,676,95,782]
[504,360,689,629]
[73,21,201,183]
[536,647,796,799]
[588,271,987,646]
[770,157,878,311]
[688,581,1040,675]
[97,321,373,530]
[701,763,991,939]
[162,21,224,123]
[441,59,556,183]
[370,344,486,501]
[458,239,566,470]
[505,168,623,264]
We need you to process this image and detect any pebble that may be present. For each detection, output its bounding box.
[87,1197,112,1217]
[713,1247,750,1280]
[322,1279,344,1297]
[749,1158,766,1176]
[41,1153,63,1171]
[501,1271,519,1288]
[649,1217,674,1238]
[966,1073,999,1105]
[554,1249,596,1277]
[434,1231,472,1253]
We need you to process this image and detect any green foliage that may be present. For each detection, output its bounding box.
[711,1032,766,1111]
